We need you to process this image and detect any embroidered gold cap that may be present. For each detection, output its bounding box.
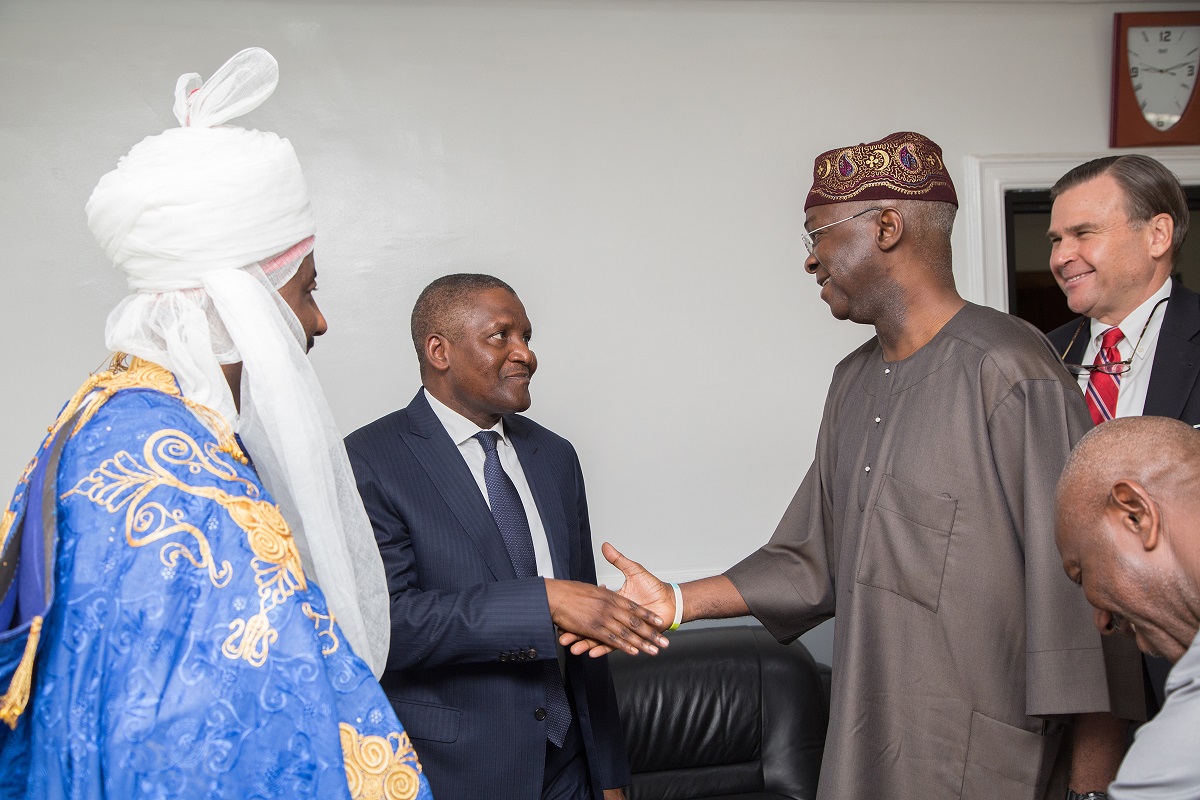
[804,131,958,210]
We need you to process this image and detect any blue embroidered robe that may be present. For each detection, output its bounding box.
[0,359,433,800]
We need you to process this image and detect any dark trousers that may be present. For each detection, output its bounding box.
[542,718,593,800]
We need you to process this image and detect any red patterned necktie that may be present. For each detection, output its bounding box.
[1085,327,1124,425]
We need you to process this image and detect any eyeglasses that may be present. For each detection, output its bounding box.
[801,207,882,257]
[1060,297,1168,376]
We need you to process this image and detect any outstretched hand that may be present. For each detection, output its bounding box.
[559,542,676,658]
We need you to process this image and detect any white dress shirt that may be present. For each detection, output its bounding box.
[423,388,557,579]
[1074,279,1172,418]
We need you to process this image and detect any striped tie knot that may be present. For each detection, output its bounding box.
[1100,326,1125,353]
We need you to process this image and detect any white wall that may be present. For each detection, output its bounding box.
[3,0,1198,664]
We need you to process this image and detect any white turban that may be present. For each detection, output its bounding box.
[84,48,391,678]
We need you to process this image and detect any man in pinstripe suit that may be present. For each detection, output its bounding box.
[346,274,662,800]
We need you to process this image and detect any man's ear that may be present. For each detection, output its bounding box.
[1109,478,1161,551]
[1146,213,1174,261]
[876,207,903,252]
[425,334,451,374]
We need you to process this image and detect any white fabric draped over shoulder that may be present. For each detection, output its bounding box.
[84,47,391,678]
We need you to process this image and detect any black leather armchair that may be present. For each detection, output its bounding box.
[608,624,830,800]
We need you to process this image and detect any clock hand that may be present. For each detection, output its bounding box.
[1159,61,1194,75]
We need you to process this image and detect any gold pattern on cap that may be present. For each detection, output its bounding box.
[809,132,953,203]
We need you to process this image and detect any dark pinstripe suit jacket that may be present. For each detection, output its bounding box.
[345,390,630,799]
[1048,277,1200,425]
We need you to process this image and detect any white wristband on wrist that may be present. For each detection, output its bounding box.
[668,582,684,631]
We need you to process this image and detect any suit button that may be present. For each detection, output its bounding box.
[528,647,538,659]
[534,708,547,721]
[499,653,508,662]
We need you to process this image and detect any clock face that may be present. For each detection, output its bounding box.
[1128,26,1200,131]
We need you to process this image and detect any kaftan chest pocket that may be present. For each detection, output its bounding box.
[856,474,957,613]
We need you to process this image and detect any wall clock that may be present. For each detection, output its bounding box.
[1111,11,1200,147]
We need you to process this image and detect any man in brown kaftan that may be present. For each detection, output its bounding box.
[722,299,1140,799]
[566,132,1142,800]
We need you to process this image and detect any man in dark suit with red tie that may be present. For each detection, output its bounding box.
[1047,154,1200,709]
[346,274,662,800]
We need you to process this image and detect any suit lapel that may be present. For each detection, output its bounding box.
[1145,279,1200,420]
[507,416,572,580]
[402,391,516,581]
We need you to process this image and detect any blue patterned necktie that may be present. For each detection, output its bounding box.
[473,431,571,747]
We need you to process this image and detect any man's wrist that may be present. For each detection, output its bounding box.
[667,582,684,631]
[1066,790,1110,800]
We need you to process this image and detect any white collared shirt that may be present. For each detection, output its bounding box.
[1074,279,1172,418]
[423,388,556,579]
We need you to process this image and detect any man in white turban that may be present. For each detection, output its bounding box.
[0,48,434,799]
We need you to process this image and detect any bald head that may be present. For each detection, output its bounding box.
[1058,417,1200,529]
[1055,416,1200,662]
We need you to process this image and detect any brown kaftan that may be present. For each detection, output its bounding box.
[726,303,1142,800]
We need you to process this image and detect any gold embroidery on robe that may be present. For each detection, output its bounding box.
[339,722,424,800]
[65,428,307,666]
[64,431,239,588]
[222,612,278,667]
[49,354,245,464]
[302,602,339,656]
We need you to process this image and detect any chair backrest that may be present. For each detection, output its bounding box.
[608,624,828,800]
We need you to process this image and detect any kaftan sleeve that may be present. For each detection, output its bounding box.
[987,376,1144,721]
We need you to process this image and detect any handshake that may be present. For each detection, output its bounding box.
[547,542,747,658]
[545,543,675,658]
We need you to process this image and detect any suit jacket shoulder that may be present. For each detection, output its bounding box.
[1146,279,1200,421]
[345,405,410,468]
[503,412,579,462]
